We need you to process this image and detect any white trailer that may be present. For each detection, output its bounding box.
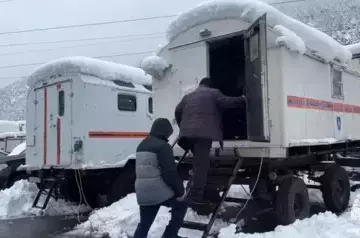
[141,0,360,226]
[0,120,26,153]
[20,56,153,208]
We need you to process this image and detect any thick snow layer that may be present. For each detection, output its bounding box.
[140,55,169,79]
[8,142,26,156]
[346,43,360,56]
[0,120,25,133]
[26,56,152,87]
[166,0,352,63]
[0,180,89,219]
[0,131,26,139]
[273,25,306,54]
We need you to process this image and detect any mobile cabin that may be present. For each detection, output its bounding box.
[141,0,360,227]
[21,56,153,207]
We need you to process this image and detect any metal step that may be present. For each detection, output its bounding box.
[182,221,207,231]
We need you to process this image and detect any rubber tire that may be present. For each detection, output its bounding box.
[275,176,310,225]
[321,164,350,214]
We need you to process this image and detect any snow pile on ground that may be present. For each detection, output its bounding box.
[273,25,306,54]
[140,55,169,80]
[0,180,89,219]
[346,43,360,55]
[26,56,152,87]
[166,0,352,63]
[218,210,360,238]
[70,193,228,238]
[69,184,360,238]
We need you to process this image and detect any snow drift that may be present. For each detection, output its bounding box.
[140,55,170,80]
[0,180,89,219]
[26,56,152,87]
[69,185,360,238]
[166,0,352,63]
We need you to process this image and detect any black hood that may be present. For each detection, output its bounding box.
[150,118,173,140]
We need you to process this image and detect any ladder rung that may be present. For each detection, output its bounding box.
[182,221,207,231]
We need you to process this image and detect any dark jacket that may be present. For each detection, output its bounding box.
[175,85,245,144]
[135,118,184,206]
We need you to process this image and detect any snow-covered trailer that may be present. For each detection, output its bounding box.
[20,56,153,208]
[141,0,360,226]
[347,43,360,73]
[0,121,26,153]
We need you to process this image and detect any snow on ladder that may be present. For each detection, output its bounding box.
[181,157,244,238]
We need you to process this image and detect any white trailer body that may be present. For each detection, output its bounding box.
[25,57,152,170]
[0,121,26,153]
[142,1,360,159]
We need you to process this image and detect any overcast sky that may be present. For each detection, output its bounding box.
[0,0,294,88]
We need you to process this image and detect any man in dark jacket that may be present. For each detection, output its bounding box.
[133,118,187,238]
[175,77,246,202]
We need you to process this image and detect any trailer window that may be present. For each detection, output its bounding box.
[148,97,153,114]
[58,91,65,116]
[331,66,343,99]
[117,94,137,111]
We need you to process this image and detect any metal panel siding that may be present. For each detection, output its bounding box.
[80,75,152,167]
[282,48,360,145]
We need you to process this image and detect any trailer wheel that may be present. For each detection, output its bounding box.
[275,176,310,225]
[321,164,350,214]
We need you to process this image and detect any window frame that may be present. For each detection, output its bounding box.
[331,64,344,100]
[117,94,137,112]
[148,97,153,114]
[58,90,65,117]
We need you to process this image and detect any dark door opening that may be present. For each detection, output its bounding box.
[208,34,247,140]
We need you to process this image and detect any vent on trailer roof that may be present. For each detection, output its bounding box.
[113,80,135,88]
[143,85,152,91]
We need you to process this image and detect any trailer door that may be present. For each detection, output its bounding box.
[244,14,270,142]
[34,81,73,166]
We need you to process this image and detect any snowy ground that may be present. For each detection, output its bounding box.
[0,180,89,220]
[65,184,360,238]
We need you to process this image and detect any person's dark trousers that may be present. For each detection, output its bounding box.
[133,197,188,238]
[187,138,212,200]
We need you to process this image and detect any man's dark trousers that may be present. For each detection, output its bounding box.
[186,138,212,199]
[133,197,187,238]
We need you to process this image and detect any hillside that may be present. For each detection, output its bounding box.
[0,79,28,121]
[0,0,359,120]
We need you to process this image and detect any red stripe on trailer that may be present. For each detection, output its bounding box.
[287,95,360,114]
[88,131,149,138]
[43,88,48,165]
[57,118,61,165]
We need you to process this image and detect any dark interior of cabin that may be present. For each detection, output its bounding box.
[208,34,247,140]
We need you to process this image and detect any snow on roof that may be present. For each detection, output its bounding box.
[140,55,170,79]
[346,43,360,57]
[26,56,152,87]
[0,120,25,133]
[166,0,352,63]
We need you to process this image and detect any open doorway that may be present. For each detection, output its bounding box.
[208,34,247,140]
